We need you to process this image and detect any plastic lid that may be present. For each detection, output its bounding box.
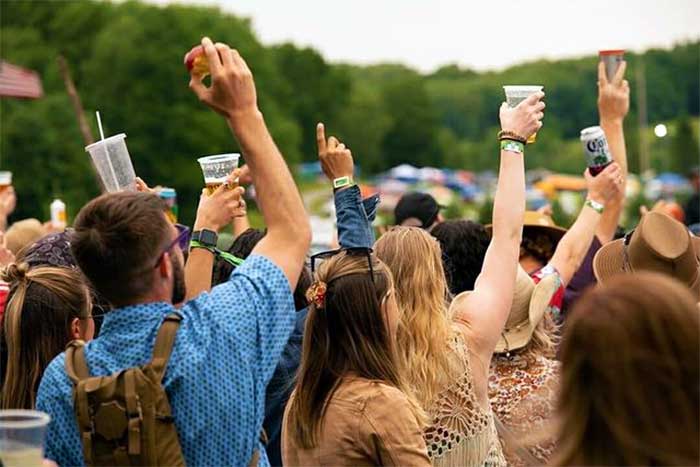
[599,49,625,55]
[85,133,127,152]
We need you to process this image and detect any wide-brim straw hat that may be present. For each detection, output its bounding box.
[594,211,700,298]
[457,265,560,353]
[487,210,568,245]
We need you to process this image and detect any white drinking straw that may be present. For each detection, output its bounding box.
[95,111,119,191]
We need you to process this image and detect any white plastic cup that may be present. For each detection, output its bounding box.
[0,410,51,467]
[85,133,136,193]
[599,50,625,82]
[0,172,12,192]
[50,199,67,229]
[503,85,544,143]
[197,153,240,195]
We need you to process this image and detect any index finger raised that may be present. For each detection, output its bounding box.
[597,61,608,85]
[316,122,327,155]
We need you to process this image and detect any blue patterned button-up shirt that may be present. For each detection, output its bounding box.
[36,255,295,466]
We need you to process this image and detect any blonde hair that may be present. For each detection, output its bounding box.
[286,251,425,449]
[374,227,454,407]
[1,263,91,409]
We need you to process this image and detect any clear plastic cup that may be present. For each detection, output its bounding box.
[503,85,544,143]
[599,50,625,81]
[0,172,12,193]
[85,133,136,193]
[0,410,51,467]
[197,153,240,195]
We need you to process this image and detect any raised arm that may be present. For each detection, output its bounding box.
[597,60,630,243]
[189,38,311,288]
[548,163,623,286]
[452,92,544,359]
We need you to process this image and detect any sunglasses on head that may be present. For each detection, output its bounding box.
[310,247,375,283]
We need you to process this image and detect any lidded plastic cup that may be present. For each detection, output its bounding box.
[503,85,544,108]
[0,410,51,467]
[197,153,240,186]
[599,50,625,81]
[0,172,12,186]
[85,134,136,193]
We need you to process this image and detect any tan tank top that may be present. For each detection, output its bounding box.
[424,331,507,467]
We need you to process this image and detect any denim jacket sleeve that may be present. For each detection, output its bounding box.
[334,184,380,249]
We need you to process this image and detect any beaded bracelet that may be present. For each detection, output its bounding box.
[498,130,528,144]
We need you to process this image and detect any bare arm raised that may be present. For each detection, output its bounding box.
[452,92,545,363]
[189,37,311,288]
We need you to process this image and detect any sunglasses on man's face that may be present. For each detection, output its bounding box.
[154,224,190,268]
[310,247,375,283]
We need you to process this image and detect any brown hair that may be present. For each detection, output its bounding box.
[285,251,424,449]
[374,227,454,407]
[71,192,170,307]
[1,263,91,409]
[554,272,700,466]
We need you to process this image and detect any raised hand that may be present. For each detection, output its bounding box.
[316,123,354,184]
[187,37,258,121]
[194,169,246,232]
[598,61,630,124]
[135,177,156,194]
[499,91,545,140]
[585,162,623,204]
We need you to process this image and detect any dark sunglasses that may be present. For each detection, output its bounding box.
[154,223,190,268]
[310,247,375,282]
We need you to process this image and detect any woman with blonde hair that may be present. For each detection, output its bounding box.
[374,93,545,466]
[282,249,430,466]
[0,263,93,409]
[554,272,699,466]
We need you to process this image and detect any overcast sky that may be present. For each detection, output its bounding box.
[148,0,700,72]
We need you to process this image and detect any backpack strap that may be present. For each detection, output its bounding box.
[150,312,183,383]
[65,340,90,384]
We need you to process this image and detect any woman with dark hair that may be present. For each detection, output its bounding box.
[1,262,93,409]
[282,250,430,466]
[554,272,699,466]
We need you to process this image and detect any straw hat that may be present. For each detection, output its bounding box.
[594,211,700,298]
[487,211,567,246]
[457,265,560,353]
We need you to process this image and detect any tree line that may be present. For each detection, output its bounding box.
[1,0,698,224]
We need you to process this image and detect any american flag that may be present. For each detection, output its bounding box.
[0,60,43,99]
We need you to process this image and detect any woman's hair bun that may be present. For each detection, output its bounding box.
[1,262,30,283]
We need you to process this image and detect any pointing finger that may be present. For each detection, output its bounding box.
[316,123,327,155]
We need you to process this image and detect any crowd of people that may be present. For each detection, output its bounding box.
[0,37,698,467]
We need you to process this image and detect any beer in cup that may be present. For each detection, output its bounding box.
[599,50,625,82]
[197,153,240,195]
[503,85,544,143]
[0,172,12,193]
[0,410,51,467]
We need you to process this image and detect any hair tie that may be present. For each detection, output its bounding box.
[306,281,328,309]
[1,262,30,284]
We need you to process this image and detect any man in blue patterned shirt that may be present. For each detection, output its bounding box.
[36,37,311,466]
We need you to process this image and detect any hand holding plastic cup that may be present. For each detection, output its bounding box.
[197,153,240,195]
[599,50,625,82]
[0,410,51,467]
[503,85,544,143]
[85,134,137,193]
[0,172,12,193]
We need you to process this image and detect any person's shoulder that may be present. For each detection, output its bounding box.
[360,380,412,412]
[232,254,287,283]
[37,351,71,400]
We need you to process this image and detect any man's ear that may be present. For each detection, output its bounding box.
[158,252,172,279]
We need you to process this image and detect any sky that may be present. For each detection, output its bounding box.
[148,0,700,72]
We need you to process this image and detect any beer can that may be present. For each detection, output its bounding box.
[50,199,67,229]
[580,126,612,176]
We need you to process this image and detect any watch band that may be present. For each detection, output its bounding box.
[585,198,605,214]
[191,229,218,248]
[333,176,353,190]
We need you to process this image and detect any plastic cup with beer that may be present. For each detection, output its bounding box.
[0,410,51,467]
[197,153,240,195]
[85,134,137,193]
[503,85,544,143]
[599,50,625,82]
[0,172,11,193]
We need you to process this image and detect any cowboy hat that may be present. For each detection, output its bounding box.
[593,211,700,298]
[487,211,568,249]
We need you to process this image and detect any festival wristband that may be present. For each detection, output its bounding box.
[585,198,605,214]
[500,139,525,154]
[189,240,216,253]
[333,176,354,190]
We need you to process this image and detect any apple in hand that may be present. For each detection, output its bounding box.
[184,45,209,77]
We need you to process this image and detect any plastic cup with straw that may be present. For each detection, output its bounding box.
[84,111,137,193]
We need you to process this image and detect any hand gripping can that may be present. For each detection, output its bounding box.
[580,126,612,176]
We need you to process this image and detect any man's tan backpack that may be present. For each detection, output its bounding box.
[64,313,185,466]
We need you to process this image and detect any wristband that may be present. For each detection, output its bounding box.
[498,130,527,144]
[189,241,245,266]
[189,240,216,253]
[585,198,605,214]
[500,139,525,154]
[333,176,353,190]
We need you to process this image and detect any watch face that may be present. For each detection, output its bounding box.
[200,229,218,247]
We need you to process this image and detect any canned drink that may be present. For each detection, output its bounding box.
[50,199,67,229]
[580,126,612,176]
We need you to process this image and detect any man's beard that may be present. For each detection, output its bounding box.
[170,254,187,305]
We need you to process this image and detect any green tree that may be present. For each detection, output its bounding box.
[670,115,700,173]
